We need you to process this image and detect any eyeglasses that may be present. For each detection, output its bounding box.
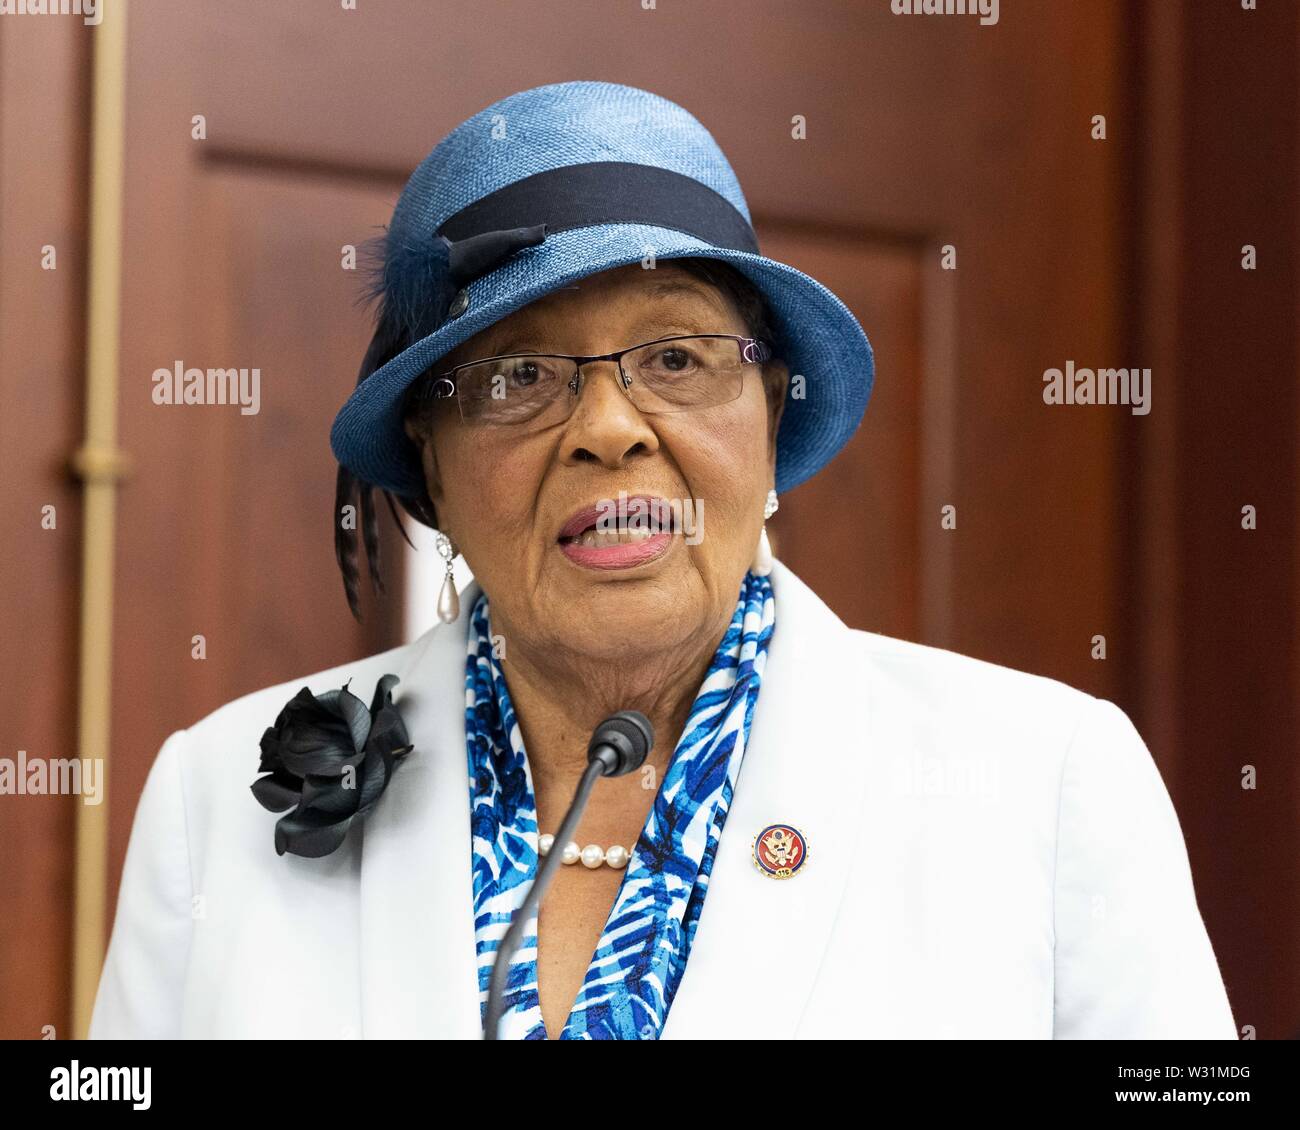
[410,334,774,429]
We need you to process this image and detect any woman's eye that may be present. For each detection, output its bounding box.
[655,348,695,372]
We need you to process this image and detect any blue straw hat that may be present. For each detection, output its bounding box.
[329,80,874,499]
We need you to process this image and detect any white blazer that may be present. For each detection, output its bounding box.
[89,560,1237,1039]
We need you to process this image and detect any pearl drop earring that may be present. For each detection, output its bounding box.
[751,488,779,577]
[434,530,460,623]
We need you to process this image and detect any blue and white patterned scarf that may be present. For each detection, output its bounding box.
[465,570,775,1039]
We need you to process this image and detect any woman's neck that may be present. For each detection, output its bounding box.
[495,614,728,801]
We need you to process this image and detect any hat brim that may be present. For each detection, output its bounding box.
[329,223,874,497]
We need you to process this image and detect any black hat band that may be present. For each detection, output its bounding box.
[437,160,760,286]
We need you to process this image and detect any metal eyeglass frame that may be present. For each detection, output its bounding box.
[413,333,775,418]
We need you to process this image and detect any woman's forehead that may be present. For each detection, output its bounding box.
[447,264,734,359]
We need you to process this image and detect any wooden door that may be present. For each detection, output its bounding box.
[2,0,1294,1041]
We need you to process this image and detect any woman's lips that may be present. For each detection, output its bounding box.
[557,494,670,540]
[556,493,678,571]
[558,526,674,570]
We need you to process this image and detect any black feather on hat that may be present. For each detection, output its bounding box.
[334,222,546,620]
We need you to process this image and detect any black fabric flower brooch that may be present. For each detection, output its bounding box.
[250,674,412,858]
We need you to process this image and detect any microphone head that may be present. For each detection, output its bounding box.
[587,710,654,776]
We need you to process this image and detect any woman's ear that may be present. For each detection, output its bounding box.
[401,413,427,446]
[763,359,789,462]
[403,413,446,509]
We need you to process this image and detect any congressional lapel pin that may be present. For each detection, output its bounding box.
[752,823,808,879]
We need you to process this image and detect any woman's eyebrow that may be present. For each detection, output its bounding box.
[630,320,710,340]
[468,329,541,357]
[632,307,721,337]
[462,327,594,357]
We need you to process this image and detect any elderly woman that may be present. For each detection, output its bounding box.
[91,81,1236,1040]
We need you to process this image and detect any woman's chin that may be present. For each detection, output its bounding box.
[541,546,706,654]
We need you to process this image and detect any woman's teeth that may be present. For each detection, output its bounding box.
[568,525,667,548]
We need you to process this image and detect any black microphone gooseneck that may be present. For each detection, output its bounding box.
[483,710,654,1040]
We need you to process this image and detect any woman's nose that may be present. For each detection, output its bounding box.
[560,360,660,469]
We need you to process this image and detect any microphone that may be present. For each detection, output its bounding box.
[483,710,654,1039]
[585,710,654,777]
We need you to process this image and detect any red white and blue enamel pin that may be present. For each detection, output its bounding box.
[752,823,808,879]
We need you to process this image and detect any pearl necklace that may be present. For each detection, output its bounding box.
[539,833,632,870]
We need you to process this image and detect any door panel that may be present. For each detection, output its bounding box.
[763,234,924,642]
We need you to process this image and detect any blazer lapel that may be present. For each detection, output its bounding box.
[660,560,872,1039]
[358,581,485,1038]
[357,564,868,1039]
